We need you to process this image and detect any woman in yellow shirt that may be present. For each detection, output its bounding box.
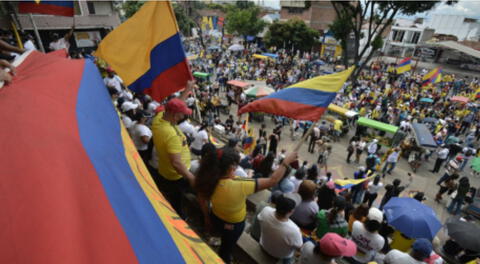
[195,147,298,263]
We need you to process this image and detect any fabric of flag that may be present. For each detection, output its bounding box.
[238,67,354,121]
[242,129,256,155]
[422,67,442,86]
[95,1,192,103]
[18,1,74,16]
[209,134,222,147]
[0,51,220,264]
[334,176,375,189]
[396,57,411,74]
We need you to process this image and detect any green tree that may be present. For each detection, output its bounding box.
[264,19,319,52]
[225,5,266,41]
[121,0,144,19]
[329,1,450,80]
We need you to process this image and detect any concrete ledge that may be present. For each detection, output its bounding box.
[247,189,271,212]
[234,232,277,264]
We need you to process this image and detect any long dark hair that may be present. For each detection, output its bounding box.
[256,151,275,177]
[195,147,240,199]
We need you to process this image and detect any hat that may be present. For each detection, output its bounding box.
[367,208,383,223]
[412,238,433,259]
[121,101,139,112]
[456,156,463,161]
[319,233,357,258]
[326,180,335,190]
[284,192,301,207]
[165,98,192,115]
[372,139,378,143]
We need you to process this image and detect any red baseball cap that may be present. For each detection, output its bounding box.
[165,98,192,115]
[319,233,357,258]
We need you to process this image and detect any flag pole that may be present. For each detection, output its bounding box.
[293,120,318,152]
[28,13,45,52]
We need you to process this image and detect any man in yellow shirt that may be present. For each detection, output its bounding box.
[152,85,195,218]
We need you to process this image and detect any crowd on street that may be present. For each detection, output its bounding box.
[2,28,480,264]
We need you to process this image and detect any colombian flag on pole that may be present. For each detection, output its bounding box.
[96,1,192,102]
[18,1,74,16]
[422,67,442,86]
[239,67,354,121]
[0,51,220,264]
[396,57,411,74]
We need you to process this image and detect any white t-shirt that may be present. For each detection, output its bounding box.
[132,124,152,151]
[351,221,385,263]
[191,129,208,151]
[49,38,69,51]
[299,241,334,264]
[258,206,303,259]
[384,249,425,264]
[186,97,195,107]
[291,200,319,228]
[367,182,384,194]
[122,115,136,130]
[104,76,123,93]
[24,40,36,51]
[178,120,195,138]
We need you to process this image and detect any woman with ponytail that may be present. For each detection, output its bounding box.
[196,147,298,263]
[313,196,348,240]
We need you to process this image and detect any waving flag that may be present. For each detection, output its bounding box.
[96,1,192,102]
[18,1,74,16]
[396,57,411,74]
[334,176,375,189]
[422,67,442,86]
[0,51,220,264]
[238,67,354,121]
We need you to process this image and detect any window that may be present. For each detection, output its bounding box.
[392,30,405,42]
[87,1,95,14]
[410,32,421,44]
[287,7,304,14]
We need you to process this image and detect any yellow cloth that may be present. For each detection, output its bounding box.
[211,177,256,223]
[334,120,343,131]
[152,113,190,180]
[390,230,415,252]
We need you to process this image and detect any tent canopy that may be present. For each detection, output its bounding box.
[412,122,437,148]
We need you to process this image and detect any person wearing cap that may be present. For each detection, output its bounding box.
[384,238,433,264]
[258,195,303,262]
[103,69,124,93]
[348,208,385,264]
[120,101,139,130]
[131,111,152,163]
[313,196,348,239]
[300,232,357,264]
[151,81,195,217]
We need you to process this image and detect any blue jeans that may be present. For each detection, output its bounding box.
[382,162,396,174]
[448,197,465,215]
[437,173,450,186]
[212,213,245,263]
[460,159,470,171]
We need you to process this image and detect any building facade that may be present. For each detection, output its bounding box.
[1,1,120,52]
[383,19,435,58]
[279,1,336,31]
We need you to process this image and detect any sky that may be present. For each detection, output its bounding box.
[258,0,480,19]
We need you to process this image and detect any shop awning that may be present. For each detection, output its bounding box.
[357,117,399,134]
[428,41,480,60]
[412,122,437,148]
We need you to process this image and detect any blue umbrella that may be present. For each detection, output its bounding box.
[384,197,442,240]
[420,98,434,103]
[313,59,325,66]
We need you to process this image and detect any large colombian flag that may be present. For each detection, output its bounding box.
[238,67,354,121]
[95,1,192,102]
[0,51,221,264]
[18,1,74,17]
[396,57,411,74]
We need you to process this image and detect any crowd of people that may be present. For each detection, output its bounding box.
[2,28,480,264]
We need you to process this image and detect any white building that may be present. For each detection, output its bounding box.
[425,14,480,41]
[383,19,435,57]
